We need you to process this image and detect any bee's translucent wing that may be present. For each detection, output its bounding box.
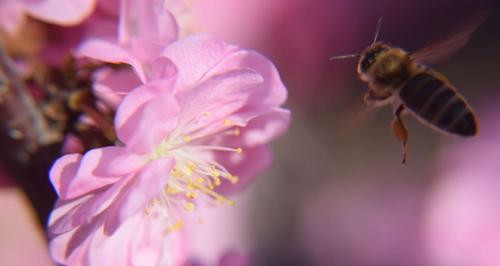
[411,14,486,65]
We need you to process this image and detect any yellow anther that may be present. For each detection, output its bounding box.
[182,135,191,143]
[210,165,220,178]
[202,111,211,117]
[165,220,184,234]
[196,177,205,183]
[228,174,239,184]
[183,165,194,176]
[165,185,178,195]
[185,192,196,199]
[235,147,242,154]
[183,202,195,211]
[214,177,221,186]
[210,170,220,178]
[187,162,197,171]
[171,168,183,178]
[224,119,232,126]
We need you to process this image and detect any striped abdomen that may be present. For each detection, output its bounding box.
[399,72,477,136]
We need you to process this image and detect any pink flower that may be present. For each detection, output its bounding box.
[48,35,290,265]
[0,0,96,34]
[423,95,500,265]
[78,0,179,84]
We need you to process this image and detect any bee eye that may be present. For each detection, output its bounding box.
[360,47,386,72]
[360,52,376,72]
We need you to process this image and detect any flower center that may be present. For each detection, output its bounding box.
[145,114,242,233]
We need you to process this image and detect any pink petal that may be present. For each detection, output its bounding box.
[161,34,238,90]
[150,56,177,81]
[216,145,272,194]
[77,39,148,83]
[115,85,180,154]
[206,49,288,109]
[0,2,25,34]
[51,146,144,200]
[49,226,91,265]
[50,154,82,197]
[103,157,174,234]
[25,0,96,26]
[93,67,142,109]
[49,175,131,234]
[224,108,291,147]
[176,69,263,136]
[91,146,145,177]
[119,0,178,62]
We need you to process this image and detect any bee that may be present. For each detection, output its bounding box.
[331,17,484,164]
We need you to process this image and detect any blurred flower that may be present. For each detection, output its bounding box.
[0,0,96,34]
[300,175,426,266]
[79,0,178,84]
[424,95,500,266]
[0,163,53,266]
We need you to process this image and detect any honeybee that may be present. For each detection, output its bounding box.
[331,17,485,163]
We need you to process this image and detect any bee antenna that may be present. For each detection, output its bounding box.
[329,54,360,61]
[372,17,383,44]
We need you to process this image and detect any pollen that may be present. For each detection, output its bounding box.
[235,147,242,154]
[202,111,212,117]
[165,185,179,195]
[185,192,196,199]
[224,119,232,126]
[182,135,191,143]
[164,220,184,235]
[183,202,195,211]
[228,174,239,184]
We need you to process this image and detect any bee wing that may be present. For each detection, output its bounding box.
[411,14,487,65]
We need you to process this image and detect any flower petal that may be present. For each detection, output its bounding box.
[115,84,180,154]
[161,34,238,90]
[0,2,25,34]
[50,154,82,197]
[175,69,263,136]
[216,145,272,194]
[206,49,288,109]
[103,157,175,234]
[223,108,291,147]
[93,67,142,109]
[119,0,178,49]
[25,0,96,26]
[50,146,144,200]
[77,39,147,83]
[49,175,131,234]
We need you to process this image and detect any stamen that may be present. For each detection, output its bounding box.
[191,145,243,153]
[164,220,184,235]
[185,192,196,199]
[224,119,232,126]
[202,111,211,117]
[183,202,195,211]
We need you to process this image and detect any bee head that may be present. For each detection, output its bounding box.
[357,42,389,74]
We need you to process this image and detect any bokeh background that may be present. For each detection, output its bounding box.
[2,0,500,265]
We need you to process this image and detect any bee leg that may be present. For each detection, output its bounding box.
[364,89,392,107]
[391,104,408,164]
